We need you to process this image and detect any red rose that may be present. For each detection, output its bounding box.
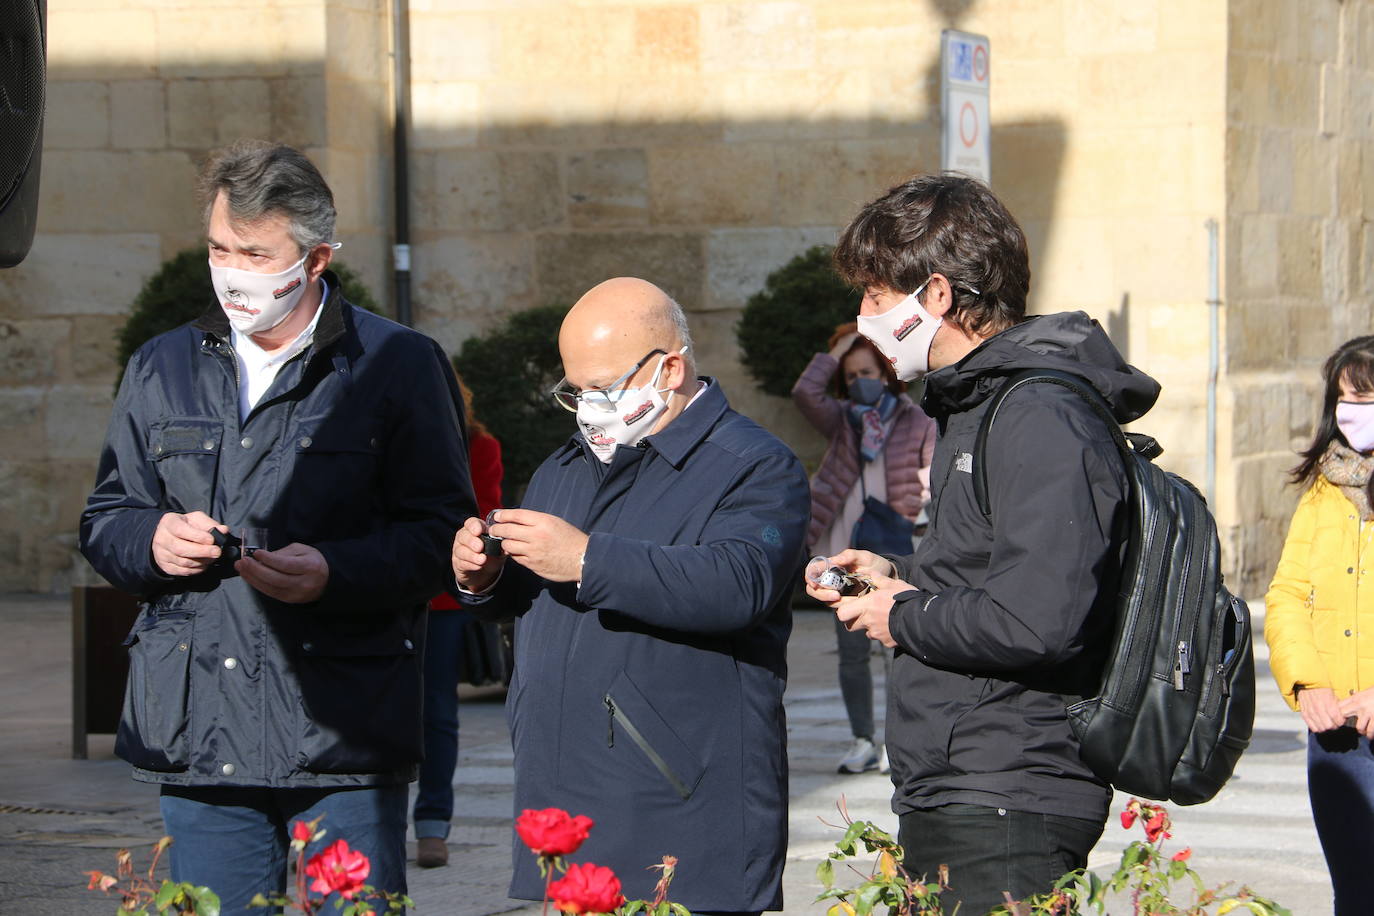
[291,820,313,843]
[1143,810,1171,843]
[515,808,595,857]
[1171,847,1192,862]
[548,862,625,915]
[305,838,370,900]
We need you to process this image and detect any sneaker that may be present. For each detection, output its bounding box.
[878,745,890,774]
[838,737,880,774]
[416,836,449,868]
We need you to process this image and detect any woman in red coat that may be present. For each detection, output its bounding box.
[415,371,503,868]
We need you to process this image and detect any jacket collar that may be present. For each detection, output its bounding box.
[193,270,349,354]
[552,378,728,470]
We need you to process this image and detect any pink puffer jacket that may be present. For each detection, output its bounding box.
[792,352,936,550]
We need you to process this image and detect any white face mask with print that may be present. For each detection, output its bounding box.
[856,277,943,382]
[210,253,314,335]
[576,352,675,463]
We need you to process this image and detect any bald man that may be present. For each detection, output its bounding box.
[452,278,809,915]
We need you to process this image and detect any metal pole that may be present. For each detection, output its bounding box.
[391,0,413,327]
[1206,218,1220,507]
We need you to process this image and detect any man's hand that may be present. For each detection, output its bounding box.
[490,508,590,583]
[804,548,897,605]
[237,543,329,603]
[453,516,504,593]
[1338,687,1374,738]
[152,511,228,577]
[1299,686,1346,734]
[832,572,912,649]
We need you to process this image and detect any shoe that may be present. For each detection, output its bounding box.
[416,836,449,868]
[838,737,880,774]
[878,745,890,774]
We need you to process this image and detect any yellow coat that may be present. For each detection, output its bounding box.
[1265,476,1374,711]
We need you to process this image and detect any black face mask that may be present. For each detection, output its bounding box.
[848,376,886,406]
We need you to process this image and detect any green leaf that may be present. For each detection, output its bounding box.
[621,902,644,915]
[817,857,835,888]
[853,883,884,915]
[153,882,179,908]
[193,887,221,916]
[668,905,691,916]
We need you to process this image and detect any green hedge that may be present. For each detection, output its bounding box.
[735,245,861,398]
[452,304,571,500]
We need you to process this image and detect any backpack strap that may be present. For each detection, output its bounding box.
[972,368,1159,520]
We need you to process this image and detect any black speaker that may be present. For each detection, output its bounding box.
[0,0,45,269]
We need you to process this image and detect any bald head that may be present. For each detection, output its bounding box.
[559,278,695,392]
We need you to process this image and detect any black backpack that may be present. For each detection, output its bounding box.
[974,369,1255,805]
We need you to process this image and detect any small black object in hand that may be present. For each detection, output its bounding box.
[817,566,873,597]
[479,533,504,557]
[210,528,242,563]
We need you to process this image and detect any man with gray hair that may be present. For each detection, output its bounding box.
[451,277,810,915]
[80,141,474,909]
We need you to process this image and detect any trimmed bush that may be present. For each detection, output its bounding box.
[114,248,381,386]
[452,304,571,500]
[735,245,860,398]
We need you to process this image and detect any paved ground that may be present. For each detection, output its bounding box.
[0,593,1332,915]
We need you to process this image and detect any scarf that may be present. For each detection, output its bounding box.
[1319,441,1374,520]
[848,392,898,463]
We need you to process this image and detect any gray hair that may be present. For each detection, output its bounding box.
[663,295,698,377]
[199,140,336,254]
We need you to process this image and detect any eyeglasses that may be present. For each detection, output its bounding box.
[550,349,668,414]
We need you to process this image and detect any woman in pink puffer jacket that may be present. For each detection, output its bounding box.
[792,321,936,774]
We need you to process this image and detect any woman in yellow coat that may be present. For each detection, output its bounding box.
[1266,334,1374,916]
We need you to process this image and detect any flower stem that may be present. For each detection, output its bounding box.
[542,856,552,916]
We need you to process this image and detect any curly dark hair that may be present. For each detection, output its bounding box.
[833,173,1031,337]
[1293,335,1374,493]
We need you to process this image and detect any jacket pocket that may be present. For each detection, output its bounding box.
[115,611,193,772]
[287,419,382,535]
[147,418,222,513]
[602,670,705,800]
[293,619,422,774]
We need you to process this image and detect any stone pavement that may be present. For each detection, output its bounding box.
[0,593,1332,915]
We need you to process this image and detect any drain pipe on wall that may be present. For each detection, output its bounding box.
[1205,218,1220,508]
[391,0,413,327]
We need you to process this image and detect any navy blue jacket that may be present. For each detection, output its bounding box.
[484,381,808,912]
[79,277,474,788]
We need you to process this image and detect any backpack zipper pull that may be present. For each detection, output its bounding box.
[1173,641,1190,690]
[604,695,615,748]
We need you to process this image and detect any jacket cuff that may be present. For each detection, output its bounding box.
[889,587,935,658]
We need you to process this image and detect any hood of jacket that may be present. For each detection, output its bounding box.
[920,311,1160,424]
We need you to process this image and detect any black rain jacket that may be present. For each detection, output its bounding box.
[79,276,475,787]
[885,311,1160,821]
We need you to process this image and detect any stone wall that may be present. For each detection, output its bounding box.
[0,0,1364,593]
[1224,0,1374,594]
[405,0,1229,536]
[0,0,391,591]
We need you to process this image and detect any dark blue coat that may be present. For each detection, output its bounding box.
[489,381,808,913]
[79,278,474,788]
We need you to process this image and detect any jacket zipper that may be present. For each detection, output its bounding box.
[603,695,692,800]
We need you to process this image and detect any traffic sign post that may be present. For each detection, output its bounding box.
[940,30,991,184]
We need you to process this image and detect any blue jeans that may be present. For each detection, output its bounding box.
[898,804,1104,916]
[160,783,408,914]
[413,609,468,840]
[1309,727,1374,915]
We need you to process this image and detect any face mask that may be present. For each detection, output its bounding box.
[210,253,313,335]
[848,376,886,406]
[1337,401,1374,452]
[576,353,674,463]
[855,277,942,381]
